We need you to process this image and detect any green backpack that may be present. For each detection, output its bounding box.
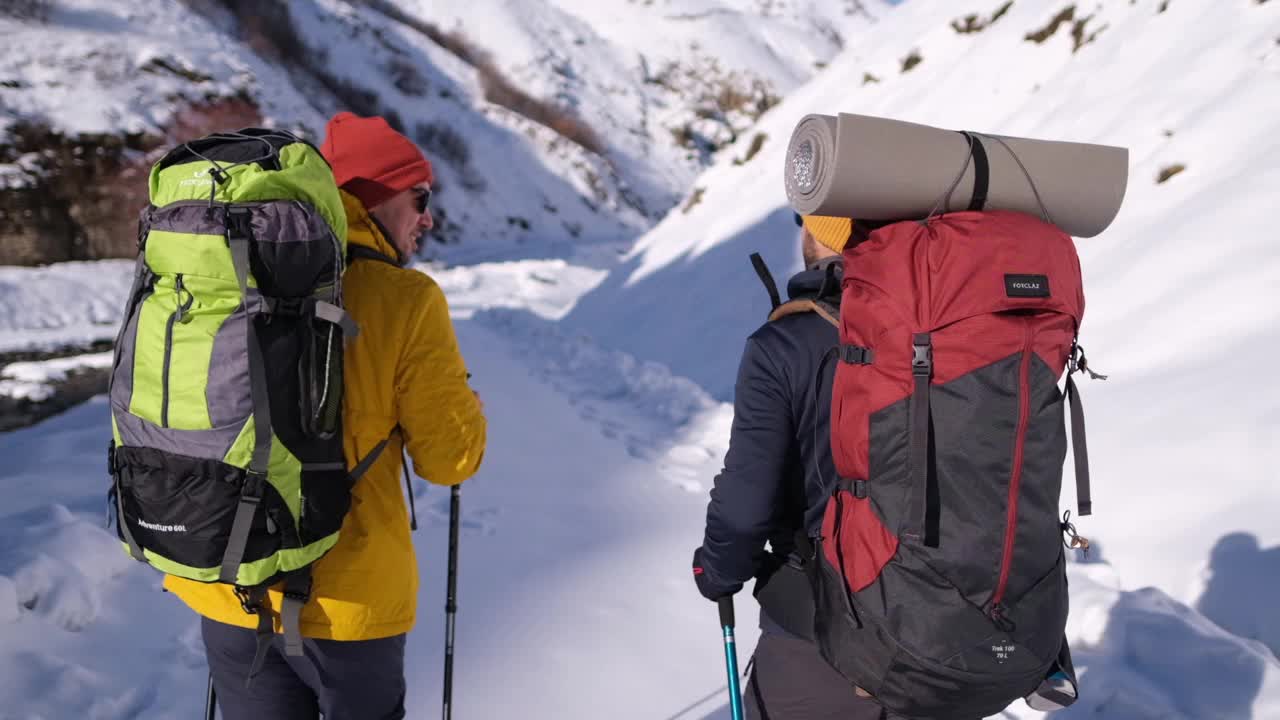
[106,128,380,667]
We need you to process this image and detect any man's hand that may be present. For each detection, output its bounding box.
[692,547,743,602]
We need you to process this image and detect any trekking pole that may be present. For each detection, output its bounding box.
[718,597,745,720]
[442,484,461,720]
[205,672,217,720]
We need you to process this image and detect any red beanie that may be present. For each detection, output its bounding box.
[320,111,434,210]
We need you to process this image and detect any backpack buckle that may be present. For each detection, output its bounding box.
[262,296,309,317]
[234,585,264,614]
[837,477,869,499]
[841,345,874,365]
[240,471,266,502]
[225,206,253,245]
[912,334,933,376]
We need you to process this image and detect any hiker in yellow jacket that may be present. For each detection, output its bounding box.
[169,112,487,720]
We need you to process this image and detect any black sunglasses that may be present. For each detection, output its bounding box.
[413,187,432,214]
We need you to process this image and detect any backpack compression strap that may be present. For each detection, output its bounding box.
[1065,377,1092,517]
[909,333,935,547]
[221,207,276,585]
[1065,343,1105,516]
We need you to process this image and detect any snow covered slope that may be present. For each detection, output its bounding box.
[0,280,1277,718]
[0,261,134,354]
[566,0,1280,600]
[0,0,877,261]
[380,0,872,210]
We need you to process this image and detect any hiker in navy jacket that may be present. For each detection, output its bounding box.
[692,214,888,720]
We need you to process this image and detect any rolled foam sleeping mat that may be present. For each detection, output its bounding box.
[783,113,1129,238]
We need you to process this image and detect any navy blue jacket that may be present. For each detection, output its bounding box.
[694,258,842,610]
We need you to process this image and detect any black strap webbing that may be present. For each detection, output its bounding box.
[349,436,391,484]
[221,208,274,585]
[345,433,417,530]
[817,261,839,301]
[348,245,399,267]
[402,451,419,532]
[962,131,991,212]
[1065,376,1093,517]
[909,333,933,546]
[749,253,782,311]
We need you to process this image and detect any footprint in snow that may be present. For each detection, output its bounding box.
[418,494,500,537]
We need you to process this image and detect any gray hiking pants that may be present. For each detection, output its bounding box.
[744,630,889,720]
[202,616,407,720]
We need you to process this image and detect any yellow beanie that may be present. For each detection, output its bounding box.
[801,215,853,253]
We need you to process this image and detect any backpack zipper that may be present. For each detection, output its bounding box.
[991,317,1035,625]
[160,274,192,428]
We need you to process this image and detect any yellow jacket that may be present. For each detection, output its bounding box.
[165,190,487,640]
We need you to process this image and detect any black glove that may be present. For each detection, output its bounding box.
[692,547,742,601]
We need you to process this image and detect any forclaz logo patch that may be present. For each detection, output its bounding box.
[1004,274,1051,298]
[179,168,214,188]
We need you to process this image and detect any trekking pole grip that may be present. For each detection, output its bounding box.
[717,596,744,720]
[718,596,735,629]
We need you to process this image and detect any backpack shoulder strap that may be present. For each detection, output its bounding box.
[749,253,782,311]
[768,299,839,328]
[348,245,399,266]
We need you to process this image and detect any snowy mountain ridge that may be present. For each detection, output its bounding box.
[0,0,877,263]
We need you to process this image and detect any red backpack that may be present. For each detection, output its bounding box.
[806,209,1098,718]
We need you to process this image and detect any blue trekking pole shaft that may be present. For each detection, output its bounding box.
[442,484,461,720]
[718,597,745,720]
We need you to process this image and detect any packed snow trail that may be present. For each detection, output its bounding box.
[0,311,754,720]
[402,318,756,719]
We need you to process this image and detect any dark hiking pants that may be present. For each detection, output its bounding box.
[744,630,889,720]
[202,616,407,720]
